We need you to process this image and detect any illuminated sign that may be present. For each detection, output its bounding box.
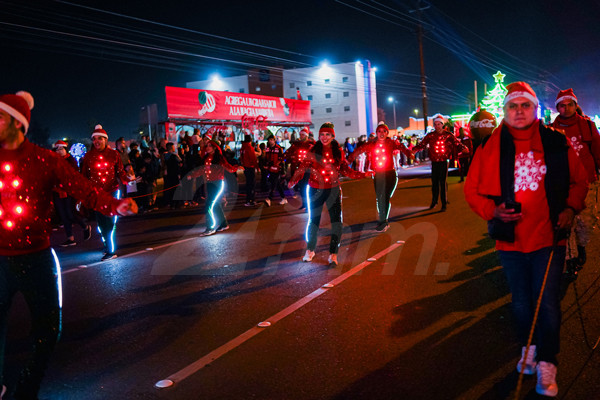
[165,87,311,124]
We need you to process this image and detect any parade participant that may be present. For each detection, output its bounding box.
[240,134,259,207]
[52,140,91,246]
[464,82,588,397]
[189,140,242,236]
[551,88,600,276]
[468,109,497,153]
[80,124,132,261]
[348,122,412,232]
[289,122,372,266]
[264,134,287,206]
[457,127,473,182]
[285,128,313,210]
[412,114,469,211]
[0,91,137,400]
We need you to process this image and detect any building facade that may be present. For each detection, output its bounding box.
[186,61,378,141]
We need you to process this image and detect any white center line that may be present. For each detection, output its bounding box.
[155,240,405,388]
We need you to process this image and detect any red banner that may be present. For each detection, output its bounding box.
[165,86,311,124]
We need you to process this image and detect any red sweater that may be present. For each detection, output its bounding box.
[199,154,238,182]
[348,138,411,171]
[290,144,365,189]
[285,140,314,169]
[413,130,469,162]
[464,120,588,252]
[80,146,129,193]
[239,142,258,168]
[0,139,121,256]
[552,113,600,182]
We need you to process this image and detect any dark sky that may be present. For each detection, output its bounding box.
[2,0,599,141]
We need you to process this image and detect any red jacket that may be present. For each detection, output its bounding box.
[0,139,121,256]
[552,113,600,182]
[195,153,238,182]
[290,144,366,189]
[264,143,284,173]
[464,120,588,253]
[240,142,258,168]
[81,146,129,193]
[413,130,469,162]
[348,138,411,172]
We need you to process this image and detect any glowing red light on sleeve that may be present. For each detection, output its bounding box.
[2,163,11,172]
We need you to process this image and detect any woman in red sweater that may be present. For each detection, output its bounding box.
[289,122,372,266]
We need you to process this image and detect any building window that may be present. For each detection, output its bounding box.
[326,108,332,113]
[345,120,351,126]
[289,82,295,88]
[271,84,277,89]
[325,78,330,84]
[343,91,349,97]
[311,109,314,115]
[255,87,261,92]
[239,88,245,93]
[307,81,312,86]
[342,77,349,83]
[307,95,313,100]
[325,93,331,99]
[344,106,350,112]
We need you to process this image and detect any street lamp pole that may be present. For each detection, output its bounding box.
[388,96,397,130]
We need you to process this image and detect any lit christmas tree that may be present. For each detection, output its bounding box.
[480,71,508,119]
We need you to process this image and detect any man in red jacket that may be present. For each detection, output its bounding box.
[464,82,588,397]
[412,114,469,211]
[551,88,600,275]
[0,91,137,400]
[239,134,259,206]
[80,125,132,261]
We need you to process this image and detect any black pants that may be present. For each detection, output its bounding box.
[0,248,61,398]
[95,191,118,254]
[298,171,310,208]
[306,186,343,254]
[267,171,285,200]
[373,170,398,224]
[244,168,256,203]
[53,194,86,238]
[205,180,227,229]
[431,161,449,206]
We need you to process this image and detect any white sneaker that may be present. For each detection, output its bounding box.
[328,253,338,266]
[536,361,558,397]
[279,198,288,205]
[264,198,271,207]
[302,250,315,262]
[516,345,537,375]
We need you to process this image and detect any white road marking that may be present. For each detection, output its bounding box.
[156,241,405,388]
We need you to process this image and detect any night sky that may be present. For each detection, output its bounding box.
[2,0,599,142]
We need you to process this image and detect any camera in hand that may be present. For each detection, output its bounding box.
[505,200,521,214]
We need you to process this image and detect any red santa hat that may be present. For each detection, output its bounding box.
[377,122,389,132]
[53,140,68,149]
[91,124,108,139]
[0,91,34,133]
[503,81,538,107]
[319,122,335,137]
[432,114,445,124]
[299,127,309,137]
[555,88,578,107]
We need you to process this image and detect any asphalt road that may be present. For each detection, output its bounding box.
[5,164,600,400]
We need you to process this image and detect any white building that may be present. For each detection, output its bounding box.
[186,61,378,141]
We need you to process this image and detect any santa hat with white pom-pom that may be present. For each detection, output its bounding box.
[91,124,108,139]
[0,91,35,133]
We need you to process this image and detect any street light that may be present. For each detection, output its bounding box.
[388,96,397,129]
[414,108,419,117]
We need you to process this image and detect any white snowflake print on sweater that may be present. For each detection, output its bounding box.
[514,151,547,192]
[570,135,584,156]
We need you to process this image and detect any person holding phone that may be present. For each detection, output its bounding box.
[464,82,588,397]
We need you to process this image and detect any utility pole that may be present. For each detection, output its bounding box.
[410,1,430,136]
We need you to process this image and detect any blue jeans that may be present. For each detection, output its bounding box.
[498,246,565,365]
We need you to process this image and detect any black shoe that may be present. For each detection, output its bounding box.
[429,203,437,209]
[83,224,92,241]
[200,229,216,237]
[101,253,117,261]
[216,225,229,232]
[441,204,447,212]
[375,223,389,232]
[565,258,582,279]
[60,239,76,247]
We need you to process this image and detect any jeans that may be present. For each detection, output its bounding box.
[306,186,343,254]
[498,246,566,365]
